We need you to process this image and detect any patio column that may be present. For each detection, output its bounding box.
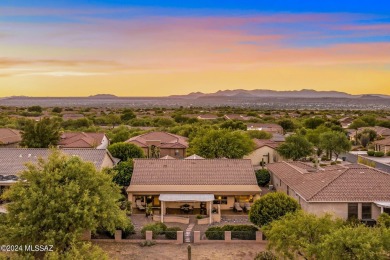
[209,201,212,224]
[381,207,384,214]
[161,201,164,223]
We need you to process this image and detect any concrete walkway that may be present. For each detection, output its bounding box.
[184,223,195,243]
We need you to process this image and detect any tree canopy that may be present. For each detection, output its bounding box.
[108,142,145,161]
[20,118,61,148]
[189,129,255,158]
[249,192,300,227]
[0,150,130,258]
[319,131,351,161]
[276,135,313,161]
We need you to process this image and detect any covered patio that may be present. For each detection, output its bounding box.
[159,194,215,224]
[375,202,390,214]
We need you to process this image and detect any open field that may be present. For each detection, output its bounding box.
[96,242,266,260]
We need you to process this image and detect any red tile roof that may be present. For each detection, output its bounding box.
[130,159,257,185]
[267,162,390,202]
[0,128,22,145]
[126,131,188,149]
[253,139,280,149]
[58,132,105,148]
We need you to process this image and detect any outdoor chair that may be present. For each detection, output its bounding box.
[136,200,145,211]
[244,202,251,212]
[234,202,243,212]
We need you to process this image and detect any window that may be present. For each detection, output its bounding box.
[234,195,254,203]
[362,203,372,219]
[348,203,358,219]
[175,149,179,156]
[213,195,228,205]
[384,208,390,214]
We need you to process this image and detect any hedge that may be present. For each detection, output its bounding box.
[165,227,182,240]
[374,151,385,157]
[141,222,167,239]
[367,150,375,156]
[205,225,258,240]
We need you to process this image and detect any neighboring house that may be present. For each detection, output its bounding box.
[339,117,354,129]
[0,148,117,188]
[267,162,390,221]
[0,128,22,147]
[246,123,284,134]
[58,132,109,149]
[127,158,261,223]
[374,138,390,154]
[62,113,85,121]
[349,126,390,142]
[197,114,219,120]
[224,114,251,121]
[244,139,283,165]
[126,131,188,159]
[270,133,286,142]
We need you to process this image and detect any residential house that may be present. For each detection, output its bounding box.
[246,123,284,134]
[267,162,390,221]
[339,117,354,129]
[58,132,109,149]
[126,131,188,159]
[127,158,261,223]
[0,128,22,147]
[197,114,219,120]
[0,148,117,189]
[374,138,390,154]
[350,126,390,142]
[224,114,251,121]
[244,139,283,165]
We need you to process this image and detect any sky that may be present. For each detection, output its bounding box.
[1,1,390,97]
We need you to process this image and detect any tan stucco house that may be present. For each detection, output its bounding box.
[374,138,390,154]
[0,128,22,147]
[127,158,261,224]
[267,161,390,221]
[126,131,188,159]
[244,139,283,165]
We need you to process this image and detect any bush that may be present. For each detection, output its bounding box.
[374,151,385,157]
[141,222,167,239]
[330,161,337,165]
[205,226,224,240]
[387,151,390,156]
[255,169,271,187]
[205,225,258,240]
[196,215,203,219]
[165,227,181,240]
[255,251,277,260]
[120,219,135,239]
[367,150,375,156]
[139,240,156,247]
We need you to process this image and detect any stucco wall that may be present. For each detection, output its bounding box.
[244,146,281,165]
[97,135,110,149]
[101,154,114,168]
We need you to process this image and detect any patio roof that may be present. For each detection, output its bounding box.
[159,193,214,202]
[375,201,390,208]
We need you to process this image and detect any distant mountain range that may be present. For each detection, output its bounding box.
[170,89,390,99]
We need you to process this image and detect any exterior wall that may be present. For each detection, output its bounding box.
[139,147,186,159]
[100,154,115,169]
[244,146,280,165]
[97,135,110,149]
[375,144,389,153]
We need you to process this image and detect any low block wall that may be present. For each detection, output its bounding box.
[90,230,184,244]
[197,218,210,225]
[193,231,265,244]
[153,215,190,224]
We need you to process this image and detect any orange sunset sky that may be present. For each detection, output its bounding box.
[1,1,390,97]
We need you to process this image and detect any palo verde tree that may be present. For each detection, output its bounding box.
[263,211,344,260]
[276,135,313,161]
[0,150,130,258]
[20,117,61,148]
[189,129,255,158]
[249,192,300,227]
[319,131,351,161]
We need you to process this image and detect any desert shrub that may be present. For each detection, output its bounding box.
[165,227,181,240]
[205,225,258,240]
[330,161,337,165]
[121,219,135,239]
[367,150,375,156]
[387,151,390,156]
[228,225,258,240]
[141,223,167,239]
[374,151,385,157]
[255,251,277,260]
[196,215,203,219]
[255,169,271,187]
[205,226,224,240]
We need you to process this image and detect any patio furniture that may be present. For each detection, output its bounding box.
[180,204,191,213]
[234,202,243,212]
[244,202,251,212]
[136,200,145,211]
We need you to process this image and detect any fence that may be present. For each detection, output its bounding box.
[84,230,265,244]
